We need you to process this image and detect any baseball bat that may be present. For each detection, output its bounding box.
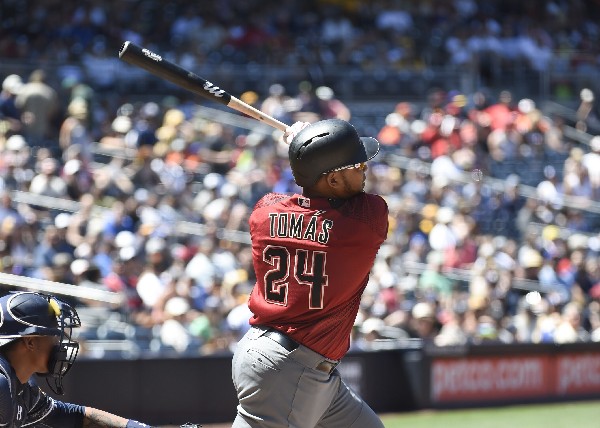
[118,41,288,132]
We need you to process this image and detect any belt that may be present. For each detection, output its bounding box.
[262,328,338,375]
[263,328,299,352]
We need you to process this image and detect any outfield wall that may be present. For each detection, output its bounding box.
[425,342,600,408]
[49,342,600,425]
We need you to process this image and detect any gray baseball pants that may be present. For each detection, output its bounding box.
[231,325,384,428]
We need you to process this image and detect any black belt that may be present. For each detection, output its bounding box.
[262,328,338,374]
[263,328,299,352]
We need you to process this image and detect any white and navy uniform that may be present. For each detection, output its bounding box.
[0,355,85,427]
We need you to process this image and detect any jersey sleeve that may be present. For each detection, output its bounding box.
[369,194,389,238]
[22,381,84,428]
[29,400,85,428]
[339,193,388,238]
[0,374,13,427]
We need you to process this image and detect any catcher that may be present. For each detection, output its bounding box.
[0,290,198,427]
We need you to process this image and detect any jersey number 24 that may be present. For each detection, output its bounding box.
[263,245,328,309]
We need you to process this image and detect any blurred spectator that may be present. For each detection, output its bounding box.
[411,301,439,342]
[15,69,59,148]
[102,201,135,239]
[418,251,454,303]
[0,74,23,133]
[554,302,590,343]
[314,86,351,121]
[29,157,66,198]
[32,225,72,275]
[260,84,292,125]
[434,303,468,346]
[159,296,195,353]
[59,97,93,164]
[197,123,236,175]
[104,249,143,311]
[0,189,24,227]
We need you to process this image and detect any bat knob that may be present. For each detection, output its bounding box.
[118,41,131,58]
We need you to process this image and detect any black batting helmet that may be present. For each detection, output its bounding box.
[0,292,81,394]
[288,119,380,187]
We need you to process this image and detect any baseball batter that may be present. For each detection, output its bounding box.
[232,119,388,427]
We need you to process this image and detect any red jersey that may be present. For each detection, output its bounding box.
[248,192,388,360]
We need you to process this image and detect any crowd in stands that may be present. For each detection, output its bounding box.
[1,0,600,356]
[2,0,600,94]
[1,66,600,356]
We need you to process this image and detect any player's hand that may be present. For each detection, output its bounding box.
[283,121,311,145]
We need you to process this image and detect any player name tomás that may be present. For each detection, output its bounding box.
[268,213,332,244]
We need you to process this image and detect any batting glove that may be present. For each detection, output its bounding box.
[283,121,311,145]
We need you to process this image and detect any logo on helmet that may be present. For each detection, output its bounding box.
[49,299,61,317]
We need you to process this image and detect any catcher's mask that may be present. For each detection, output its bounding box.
[288,119,380,187]
[0,291,81,395]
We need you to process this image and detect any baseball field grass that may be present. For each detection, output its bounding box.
[186,400,600,427]
[379,400,600,428]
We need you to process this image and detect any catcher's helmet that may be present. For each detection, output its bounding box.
[288,119,380,187]
[0,292,81,394]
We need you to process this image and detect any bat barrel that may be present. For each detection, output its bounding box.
[118,41,288,132]
[118,41,232,106]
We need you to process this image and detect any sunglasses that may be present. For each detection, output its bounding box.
[324,162,367,174]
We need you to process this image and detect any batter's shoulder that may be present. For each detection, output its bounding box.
[349,192,389,215]
[338,193,388,236]
[364,193,388,211]
[254,192,291,210]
